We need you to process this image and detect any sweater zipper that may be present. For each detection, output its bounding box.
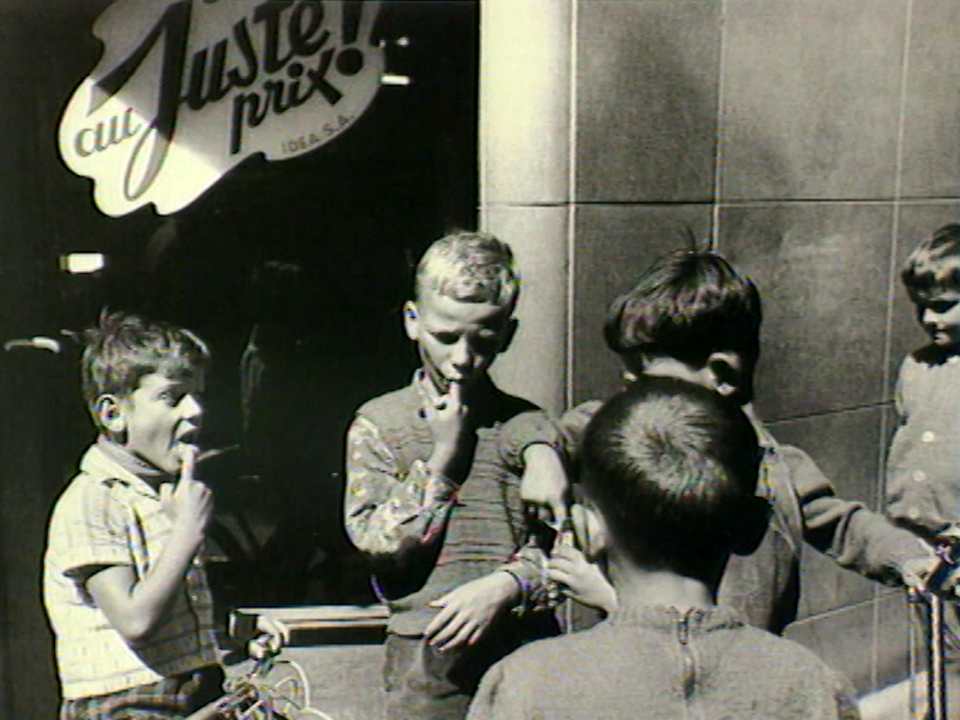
[677,614,696,701]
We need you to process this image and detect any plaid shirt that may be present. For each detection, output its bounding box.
[44,443,221,700]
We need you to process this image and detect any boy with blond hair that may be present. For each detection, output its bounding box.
[43,310,223,719]
[468,376,860,720]
[344,231,561,720]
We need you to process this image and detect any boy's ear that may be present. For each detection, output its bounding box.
[96,394,127,435]
[571,502,608,560]
[497,316,519,354]
[403,301,420,341]
[705,351,743,399]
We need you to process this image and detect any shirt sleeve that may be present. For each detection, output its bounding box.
[343,414,460,559]
[498,540,558,613]
[557,400,604,461]
[498,410,566,471]
[56,479,134,582]
[789,445,933,583]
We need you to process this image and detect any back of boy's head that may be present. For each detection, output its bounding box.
[414,231,520,311]
[901,223,960,302]
[81,309,210,426]
[581,375,761,574]
[604,250,762,403]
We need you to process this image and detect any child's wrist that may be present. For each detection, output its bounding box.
[494,567,527,604]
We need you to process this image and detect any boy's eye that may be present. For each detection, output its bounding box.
[432,332,460,345]
[157,389,182,404]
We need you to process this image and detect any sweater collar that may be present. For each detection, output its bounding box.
[608,600,744,635]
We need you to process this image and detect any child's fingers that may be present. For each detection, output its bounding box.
[179,444,197,483]
[159,482,174,504]
[424,600,454,641]
[426,611,460,647]
[446,380,463,410]
[550,545,582,562]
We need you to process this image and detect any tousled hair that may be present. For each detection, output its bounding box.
[81,310,210,429]
[901,223,960,301]
[581,375,761,574]
[604,250,762,403]
[414,231,520,311]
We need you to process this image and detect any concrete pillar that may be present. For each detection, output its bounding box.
[479,0,574,415]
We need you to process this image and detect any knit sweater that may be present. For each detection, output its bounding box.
[886,345,960,538]
[466,601,860,720]
[345,375,559,635]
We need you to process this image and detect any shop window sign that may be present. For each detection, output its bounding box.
[58,0,384,217]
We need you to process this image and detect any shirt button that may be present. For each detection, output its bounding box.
[913,470,927,482]
[922,431,936,443]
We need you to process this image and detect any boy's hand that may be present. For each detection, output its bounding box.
[425,572,519,651]
[547,545,617,613]
[520,444,570,528]
[168,445,214,546]
[422,381,475,479]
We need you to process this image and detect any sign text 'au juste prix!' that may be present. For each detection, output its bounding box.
[59,0,384,217]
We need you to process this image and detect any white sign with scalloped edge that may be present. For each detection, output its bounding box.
[59,0,384,217]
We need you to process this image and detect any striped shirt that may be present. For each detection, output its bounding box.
[43,443,220,700]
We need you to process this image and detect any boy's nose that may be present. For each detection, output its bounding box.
[450,339,474,368]
[179,393,203,418]
[922,307,938,326]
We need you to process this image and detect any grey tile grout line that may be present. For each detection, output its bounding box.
[709,0,729,253]
[565,0,579,412]
[872,0,914,692]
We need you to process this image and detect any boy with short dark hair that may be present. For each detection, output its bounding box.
[43,310,224,718]
[343,231,561,720]
[468,376,861,720]
[518,249,939,633]
[886,223,960,542]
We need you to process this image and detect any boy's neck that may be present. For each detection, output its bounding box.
[97,434,167,486]
[610,554,720,613]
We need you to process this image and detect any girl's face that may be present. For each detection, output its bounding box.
[915,289,960,348]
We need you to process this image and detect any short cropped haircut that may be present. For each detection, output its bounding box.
[414,231,520,311]
[81,310,210,423]
[604,250,762,403]
[581,375,761,573]
[901,223,960,301]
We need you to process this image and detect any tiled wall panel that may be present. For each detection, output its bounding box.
[571,0,960,699]
[576,0,721,203]
[720,0,906,201]
[719,203,895,420]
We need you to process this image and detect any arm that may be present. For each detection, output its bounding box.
[788,445,936,586]
[343,414,460,558]
[500,405,600,524]
[86,448,212,644]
